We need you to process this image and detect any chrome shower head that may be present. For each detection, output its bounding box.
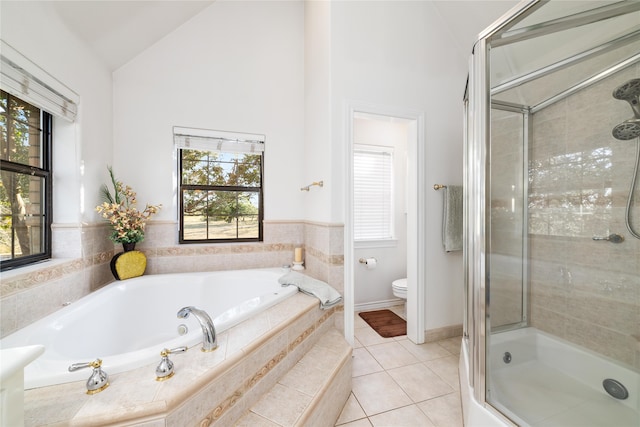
[613,78,640,118]
[612,118,640,140]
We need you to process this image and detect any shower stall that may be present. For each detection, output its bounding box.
[462,1,640,426]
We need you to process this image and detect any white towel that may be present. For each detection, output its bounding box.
[278,272,342,309]
[442,185,463,252]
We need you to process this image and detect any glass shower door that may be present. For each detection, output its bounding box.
[485,105,529,423]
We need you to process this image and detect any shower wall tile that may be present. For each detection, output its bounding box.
[0,220,344,338]
[565,318,636,367]
[528,64,640,369]
[529,279,569,315]
[566,291,639,336]
[530,305,569,339]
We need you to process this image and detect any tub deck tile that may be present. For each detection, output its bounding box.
[23,291,330,426]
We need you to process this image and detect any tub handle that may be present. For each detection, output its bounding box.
[155,346,188,381]
[68,359,109,394]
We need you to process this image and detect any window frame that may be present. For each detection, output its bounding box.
[178,148,264,244]
[353,143,395,244]
[0,92,53,271]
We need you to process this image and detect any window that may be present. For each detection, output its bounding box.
[175,128,264,243]
[0,90,52,270]
[354,144,394,241]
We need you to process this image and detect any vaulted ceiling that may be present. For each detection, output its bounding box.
[51,0,215,70]
[50,0,519,71]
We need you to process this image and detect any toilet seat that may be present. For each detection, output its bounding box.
[392,278,407,299]
[392,278,407,290]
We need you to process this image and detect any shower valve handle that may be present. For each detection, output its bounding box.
[592,233,624,243]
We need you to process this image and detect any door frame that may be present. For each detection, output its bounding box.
[344,100,426,345]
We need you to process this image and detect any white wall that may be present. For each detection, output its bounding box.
[112,1,305,224]
[330,1,467,330]
[0,1,114,227]
[303,0,334,223]
[353,116,408,306]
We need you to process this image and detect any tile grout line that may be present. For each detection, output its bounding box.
[337,308,463,426]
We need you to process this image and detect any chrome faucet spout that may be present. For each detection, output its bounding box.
[177,306,218,352]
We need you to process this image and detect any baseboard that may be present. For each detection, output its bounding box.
[354,298,404,313]
[424,324,463,342]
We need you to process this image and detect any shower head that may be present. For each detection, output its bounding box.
[613,78,640,118]
[612,118,640,140]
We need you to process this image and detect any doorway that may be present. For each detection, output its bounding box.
[344,101,426,346]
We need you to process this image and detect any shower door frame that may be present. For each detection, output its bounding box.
[488,100,531,335]
[465,0,548,411]
[465,0,640,424]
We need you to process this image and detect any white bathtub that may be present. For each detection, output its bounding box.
[461,327,640,426]
[0,267,298,389]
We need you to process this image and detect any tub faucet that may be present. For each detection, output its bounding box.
[177,306,218,352]
[68,358,109,394]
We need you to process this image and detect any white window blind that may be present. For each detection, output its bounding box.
[173,126,265,153]
[354,145,394,241]
[0,40,79,122]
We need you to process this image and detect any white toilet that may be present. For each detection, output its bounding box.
[392,278,407,317]
[392,278,407,300]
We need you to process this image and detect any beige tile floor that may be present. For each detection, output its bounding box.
[336,307,463,427]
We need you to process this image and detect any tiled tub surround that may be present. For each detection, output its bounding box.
[528,65,640,369]
[23,293,348,426]
[1,220,344,339]
[3,268,301,389]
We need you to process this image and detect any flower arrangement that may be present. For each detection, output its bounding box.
[96,166,161,244]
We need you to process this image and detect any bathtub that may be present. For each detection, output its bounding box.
[461,327,640,426]
[0,267,298,389]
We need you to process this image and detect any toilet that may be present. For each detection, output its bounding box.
[392,278,407,300]
[392,278,407,317]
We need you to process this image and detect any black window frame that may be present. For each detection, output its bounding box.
[178,148,264,243]
[0,92,53,271]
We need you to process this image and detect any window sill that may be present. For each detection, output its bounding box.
[355,239,398,249]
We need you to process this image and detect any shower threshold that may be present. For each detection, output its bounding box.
[488,328,638,427]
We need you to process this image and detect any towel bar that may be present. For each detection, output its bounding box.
[301,181,324,191]
[433,184,447,190]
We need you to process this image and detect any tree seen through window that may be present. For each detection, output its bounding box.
[180,149,262,242]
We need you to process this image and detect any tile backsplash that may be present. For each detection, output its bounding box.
[0,220,344,338]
